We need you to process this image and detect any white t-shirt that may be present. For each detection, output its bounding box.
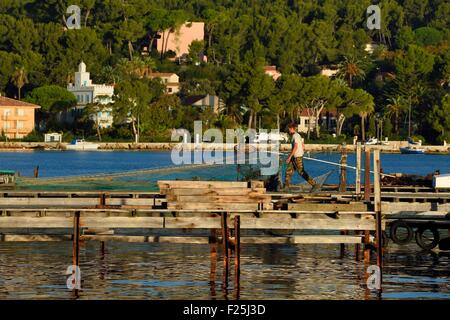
[290,132,304,158]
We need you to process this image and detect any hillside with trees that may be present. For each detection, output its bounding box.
[0,0,449,143]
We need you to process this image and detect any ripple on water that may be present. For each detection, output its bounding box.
[0,241,449,299]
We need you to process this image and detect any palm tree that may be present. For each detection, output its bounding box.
[142,56,156,77]
[11,66,28,99]
[337,56,366,88]
[100,65,120,85]
[385,96,406,134]
[359,111,369,142]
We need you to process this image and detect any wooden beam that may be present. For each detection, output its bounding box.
[241,235,364,244]
[158,181,249,189]
[80,217,164,229]
[356,142,362,197]
[364,149,371,201]
[288,203,368,212]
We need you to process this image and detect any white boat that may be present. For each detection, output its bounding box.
[65,139,99,151]
[433,174,450,190]
[400,145,425,154]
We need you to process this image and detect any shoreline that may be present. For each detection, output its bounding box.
[0,141,449,154]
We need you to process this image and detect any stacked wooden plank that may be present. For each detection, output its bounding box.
[158,180,272,211]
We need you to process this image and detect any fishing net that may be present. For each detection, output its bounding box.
[14,150,334,192]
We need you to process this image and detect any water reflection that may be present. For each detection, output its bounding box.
[0,241,449,300]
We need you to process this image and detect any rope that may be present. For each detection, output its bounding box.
[272,151,396,178]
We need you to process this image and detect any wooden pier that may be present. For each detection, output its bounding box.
[1,149,449,296]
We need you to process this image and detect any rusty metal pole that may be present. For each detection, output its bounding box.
[373,149,383,293]
[364,148,371,201]
[355,231,361,261]
[72,211,81,292]
[364,230,371,263]
[209,228,218,298]
[234,216,241,299]
[221,212,229,290]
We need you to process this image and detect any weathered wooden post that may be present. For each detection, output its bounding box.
[33,166,39,178]
[364,148,371,201]
[234,216,241,299]
[355,143,363,260]
[356,142,362,198]
[373,149,383,292]
[339,144,348,192]
[221,212,229,289]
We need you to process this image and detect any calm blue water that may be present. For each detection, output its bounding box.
[1,150,450,300]
[1,150,449,184]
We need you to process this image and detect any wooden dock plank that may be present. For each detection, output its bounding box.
[0,217,73,228]
[158,181,249,189]
[241,235,364,244]
[239,218,378,230]
[288,203,368,212]
[80,217,164,228]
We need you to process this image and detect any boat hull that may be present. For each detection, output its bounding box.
[400,148,425,155]
[65,144,99,151]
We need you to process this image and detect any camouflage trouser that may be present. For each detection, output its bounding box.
[285,157,316,187]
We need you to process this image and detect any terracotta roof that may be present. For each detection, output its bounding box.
[264,66,277,71]
[0,96,41,108]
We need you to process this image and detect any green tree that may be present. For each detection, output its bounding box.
[24,85,77,130]
[337,56,366,88]
[11,66,28,99]
[385,96,407,134]
[427,94,450,143]
[113,78,164,143]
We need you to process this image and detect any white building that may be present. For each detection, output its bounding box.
[44,132,62,143]
[148,73,180,95]
[67,62,115,128]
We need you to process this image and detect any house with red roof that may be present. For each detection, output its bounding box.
[0,95,40,139]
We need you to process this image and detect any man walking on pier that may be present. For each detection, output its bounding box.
[284,123,318,191]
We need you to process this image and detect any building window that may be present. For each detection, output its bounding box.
[3,109,11,117]
[16,109,25,116]
[17,121,24,129]
[168,88,173,93]
[86,95,90,103]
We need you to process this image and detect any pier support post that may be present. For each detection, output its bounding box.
[71,211,81,293]
[373,149,383,293]
[355,231,361,261]
[221,212,229,290]
[356,143,362,198]
[339,145,348,192]
[209,228,218,298]
[234,216,241,299]
[364,230,371,262]
[364,148,371,201]
[72,211,80,268]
